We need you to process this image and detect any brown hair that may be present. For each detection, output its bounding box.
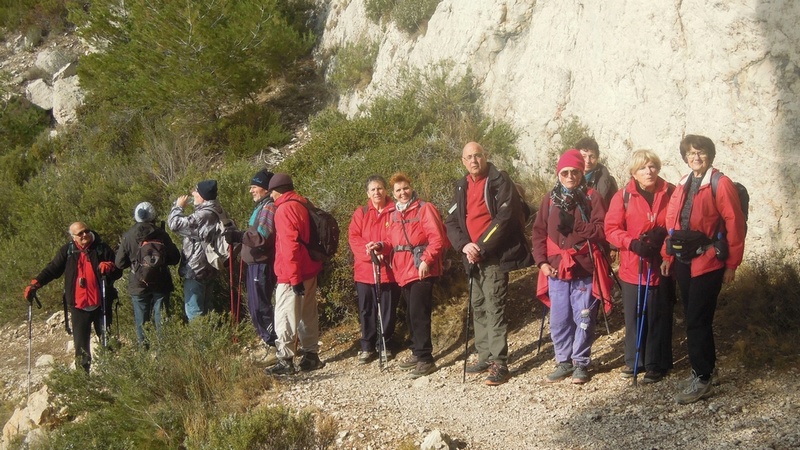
[679,134,716,163]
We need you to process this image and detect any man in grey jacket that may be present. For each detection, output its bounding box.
[168,180,231,321]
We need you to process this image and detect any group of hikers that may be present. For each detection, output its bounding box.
[22,133,746,406]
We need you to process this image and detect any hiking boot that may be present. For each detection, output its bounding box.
[267,359,295,376]
[675,373,713,404]
[466,360,491,374]
[298,352,325,372]
[619,366,644,379]
[678,368,717,389]
[408,360,437,379]
[263,346,278,366]
[546,362,575,383]
[484,362,510,386]
[398,355,420,370]
[571,366,590,384]
[357,351,375,364]
[642,370,665,384]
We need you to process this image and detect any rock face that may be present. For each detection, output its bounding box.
[319,0,800,258]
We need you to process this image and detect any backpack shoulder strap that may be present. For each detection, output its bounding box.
[710,170,723,198]
[623,190,630,211]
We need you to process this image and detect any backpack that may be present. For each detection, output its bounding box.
[136,238,167,285]
[204,211,236,270]
[711,171,749,233]
[286,199,340,262]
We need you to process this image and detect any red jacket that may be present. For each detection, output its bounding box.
[383,199,448,287]
[348,199,396,284]
[273,191,324,285]
[662,168,746,277]
[605,177,674,285]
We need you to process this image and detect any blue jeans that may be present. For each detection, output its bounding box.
[548,276,597,367]
[183,278,211,321]
[131,291,169,344]
[246,263,277,346]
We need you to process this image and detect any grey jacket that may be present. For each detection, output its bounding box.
[167,200,228,280]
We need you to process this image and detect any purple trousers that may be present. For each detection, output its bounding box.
[548,276,597,367]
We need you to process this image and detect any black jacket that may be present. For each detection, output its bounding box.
[445,164,534,274]
[115,222,181,295]
[35,232,121,309]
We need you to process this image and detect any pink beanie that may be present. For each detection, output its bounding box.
[556,149,585,175]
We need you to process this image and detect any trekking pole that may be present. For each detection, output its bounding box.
[586,241,611,335]
[462,263,475,383]
[370,250,388,370]
[228,243,241,343]
[536,305,549,355]
[633,258,653,387]
[27,292,42,404]
[100,275,108,348]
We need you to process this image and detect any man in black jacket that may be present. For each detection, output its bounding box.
[115,202,181,345]
[24,222,121,372]
[445,142,533,386]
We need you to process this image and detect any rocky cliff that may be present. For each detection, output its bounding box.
[319,0,800,259]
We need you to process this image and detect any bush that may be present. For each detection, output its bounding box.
[0,0,69,36]
[329,39,379,92]
[34,314,335,449]
[365,0,440,34]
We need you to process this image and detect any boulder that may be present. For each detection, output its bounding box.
[34,49,73,77]
[25,79,53,110]
[421,429,454,450]
[52,76,84,125]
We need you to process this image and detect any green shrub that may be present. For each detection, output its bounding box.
[365,0,440,33]
[329,39,379,92]
[364,0,394,23]
[0,0,68,35]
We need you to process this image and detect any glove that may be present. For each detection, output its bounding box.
[223,229,243,244]
[629,239,656,258]
[24,279,40,301]
[641,227,668,249]
[98,261,116,274]
[557,209,575,235]
[292,283,305,296]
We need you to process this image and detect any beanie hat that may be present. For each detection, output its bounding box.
[134,202,156,223]
[556,149,585,175]
[267,173,293,191]
[251,169,274,190]
[195,180,218,201]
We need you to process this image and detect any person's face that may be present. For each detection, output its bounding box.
[462,144,488,178]
[393,181,412,204]
[367,181,387,208]
[633,160,660,191]
[191,188,204,206]
[69,223,92,247]
[685,145,712,175]
[558,167,582,190]
[250,185,269,203]
[579,149,599,172]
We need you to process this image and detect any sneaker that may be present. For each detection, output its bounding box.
[267,359,295,375]
[678,368,717,389]
[572,366,590,384]
[642,370,665,384]
[546,362,575,383]
[675,373,713,404]
[619,366,644,379]
[398,355,420,370]
[484,362,510,386]
[466,360,491,374]
[357,351,375,364]
[298,352,325,372]
[409,360,437,379]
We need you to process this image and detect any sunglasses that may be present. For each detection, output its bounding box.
[72,229,89,237]
[559,169,581,178]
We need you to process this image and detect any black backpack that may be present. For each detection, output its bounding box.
[136,238,167,285]
[711,171,749,233]
[286,199,340,262]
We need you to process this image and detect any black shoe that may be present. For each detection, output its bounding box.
[298,352,325,371]
[398,355,420,370]
[408,360,437,379]
[466,360,490,374]
[642,370,665,384]
[267,359,295,375]
[484,362,510,386]
[620,366,645,378]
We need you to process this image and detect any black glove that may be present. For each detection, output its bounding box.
[223,229,243,244]
[557,209,575,235]
[292,283,305,296]
[629,239,657,258]
[641,227,668,249]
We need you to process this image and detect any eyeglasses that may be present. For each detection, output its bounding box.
[72,229,89,237]
[686,151,708,159]
[462,153,486,161]
[559,169,581,178]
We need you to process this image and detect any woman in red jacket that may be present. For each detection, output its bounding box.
[605,150,675,384]
[661,135,746,405]
[370,172,447,379]
[348,175,400,364]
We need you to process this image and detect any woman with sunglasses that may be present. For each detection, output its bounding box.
[532,149,609,384]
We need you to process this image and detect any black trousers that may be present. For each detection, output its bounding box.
[621,275,675,373]
[674,262,725,377]
[356,281,400,352]
[401,278,436,362]
[71,306,105,373]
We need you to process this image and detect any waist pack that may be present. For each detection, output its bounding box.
[666,230,712,263]
[394,245,428,268]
